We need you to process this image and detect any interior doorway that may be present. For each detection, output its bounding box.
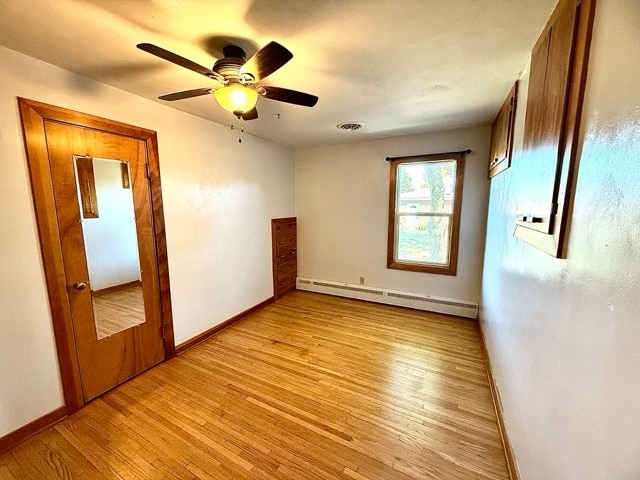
[19,98,175,412]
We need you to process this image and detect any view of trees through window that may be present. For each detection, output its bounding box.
[395,161,456,265]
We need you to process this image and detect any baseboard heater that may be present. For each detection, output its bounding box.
[296,277,478,319]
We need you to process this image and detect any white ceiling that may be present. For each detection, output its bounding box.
[0,0,556,149]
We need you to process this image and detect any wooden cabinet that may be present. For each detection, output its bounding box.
[272,217,297,299]
[513,0,595,256]
[517,0,595,239]
[489,82,518,179]
[519,0,580,234]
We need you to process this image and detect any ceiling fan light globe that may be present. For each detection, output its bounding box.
[214,84,258,114]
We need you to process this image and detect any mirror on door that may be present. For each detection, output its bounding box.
[74,156,146,339]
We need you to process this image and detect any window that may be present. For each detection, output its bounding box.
[387,152,465,275]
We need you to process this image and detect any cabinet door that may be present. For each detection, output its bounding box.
[489,82,517,179]
[514,0,595,257]
[519,0,578,234]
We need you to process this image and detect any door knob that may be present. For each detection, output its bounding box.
[73,281,88,291]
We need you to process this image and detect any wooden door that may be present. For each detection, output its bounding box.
[45,122,165,401]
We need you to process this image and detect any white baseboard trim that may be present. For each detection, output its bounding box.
[296,277,478,318]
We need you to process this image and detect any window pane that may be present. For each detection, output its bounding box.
[397,161,456,214]
[396,215,450,265]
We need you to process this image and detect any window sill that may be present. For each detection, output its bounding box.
[387,260,457,276]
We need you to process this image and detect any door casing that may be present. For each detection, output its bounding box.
[19,98,176,414]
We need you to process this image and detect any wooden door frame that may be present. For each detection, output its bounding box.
[18,98,176,414]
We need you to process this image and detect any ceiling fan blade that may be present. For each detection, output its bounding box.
[258,86,318,107]
[241,107,259,121]
[137,43,224,83]
[158,88,213,101]
[240,41,293,81]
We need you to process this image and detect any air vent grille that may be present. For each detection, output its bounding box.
[386,292,476,310]
[336,122,363,131]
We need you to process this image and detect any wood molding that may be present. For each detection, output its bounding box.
[19,98,85,413]
[145,132,176,359]
[477,321,520,480]
[17,97,176,413]
[176,296,275,355]
[0,407,67,456]
[92,279,141,297]
[19,99,158,140]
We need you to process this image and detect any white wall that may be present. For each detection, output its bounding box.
[0,45,294,437]
[481,1,640,479]
[82,159,140,291]
[295,127,490,302]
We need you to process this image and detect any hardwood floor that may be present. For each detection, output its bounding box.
[92,285,145,339]
[0,291,509,479]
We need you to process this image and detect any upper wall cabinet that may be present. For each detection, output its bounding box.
[489,82,518,179]
[514,0,596,256]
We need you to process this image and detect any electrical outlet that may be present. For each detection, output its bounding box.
[359,276,365,285]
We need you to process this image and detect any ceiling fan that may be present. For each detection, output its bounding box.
[137,41,318,120]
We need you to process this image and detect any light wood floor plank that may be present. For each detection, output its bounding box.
[0,291,508,479]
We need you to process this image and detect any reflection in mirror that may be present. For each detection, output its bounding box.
[74,156,146,339]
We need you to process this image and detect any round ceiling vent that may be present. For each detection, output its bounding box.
[336,122,364,131]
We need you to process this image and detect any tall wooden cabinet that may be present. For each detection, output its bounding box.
[271,217,297,299]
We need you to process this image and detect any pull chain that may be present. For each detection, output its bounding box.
[231,125,244,144]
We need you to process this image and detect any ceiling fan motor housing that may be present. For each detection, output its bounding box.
[213,45,250,82]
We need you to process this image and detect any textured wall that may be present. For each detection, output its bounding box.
[481,1,640,478]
